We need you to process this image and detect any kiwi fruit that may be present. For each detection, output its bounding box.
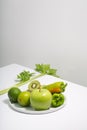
[28,80,41,92]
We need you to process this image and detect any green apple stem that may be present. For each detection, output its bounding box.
[38,85,42,92]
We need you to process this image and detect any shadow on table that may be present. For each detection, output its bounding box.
[3,99,15,110]
[3,99,9,105]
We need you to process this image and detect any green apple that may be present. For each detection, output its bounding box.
[30,89,52,110]
[18,91,30,107]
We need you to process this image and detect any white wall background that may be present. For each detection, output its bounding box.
[0,0,87,86]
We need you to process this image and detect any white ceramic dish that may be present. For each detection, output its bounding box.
[9,99,66,115]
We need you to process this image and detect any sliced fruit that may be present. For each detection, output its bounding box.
[28,80,41,92]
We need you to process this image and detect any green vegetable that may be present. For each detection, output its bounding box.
[43,82,67,94]
[0,64,59,95]
[35,64,59,77]
[51,93,65,107]
[17,70,34,82]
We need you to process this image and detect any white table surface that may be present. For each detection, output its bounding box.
[0,64,87,130]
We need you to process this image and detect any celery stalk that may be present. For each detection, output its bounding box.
[0,73,44,95]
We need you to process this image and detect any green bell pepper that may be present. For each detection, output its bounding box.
[51,93,65,107]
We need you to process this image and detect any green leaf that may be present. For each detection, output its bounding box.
[47,68,57,76]
[35,64,59,77]
[17,70,34,82]
[35,64,50,73]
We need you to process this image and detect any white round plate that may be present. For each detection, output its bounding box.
[9,99,66,115]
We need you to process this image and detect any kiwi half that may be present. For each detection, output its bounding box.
[28,80,41,92]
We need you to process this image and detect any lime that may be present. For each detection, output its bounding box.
[18,91,30,107]
[8,87,21,103]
